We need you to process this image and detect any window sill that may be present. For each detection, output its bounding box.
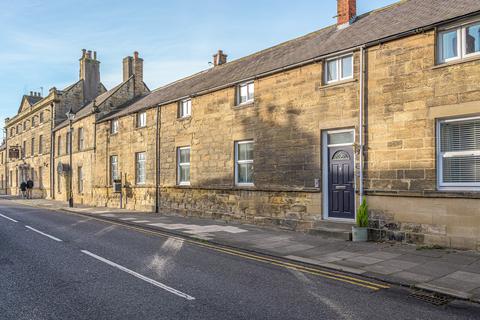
[177,116,192,122]
[432,55,480,69]
[234,101,255,109]
[320,78,357,89]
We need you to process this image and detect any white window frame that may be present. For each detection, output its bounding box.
[135,152,146,185]
[177,147,191,186]
[237,81,254,106]
[436,115,480,191]
[179,99,192,118]
[110,155,119,185]
[137,111,147,128]
[78,166,84,194]
[78,127,84,151]
[437,20,480,64]
[325,54,354,84]
[111,119,119,134]
[235,140,254,187]
[39,135,44,154]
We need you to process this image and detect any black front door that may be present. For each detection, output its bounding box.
[328,146,355,219]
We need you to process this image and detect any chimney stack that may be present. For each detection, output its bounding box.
[337,0,356,27]
[213,50,227,66]
[79,49,101,103]
[123,51,145,96]
[30,91,33,96]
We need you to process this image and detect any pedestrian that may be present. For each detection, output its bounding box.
[20,181,27,199]
[26,179,34,199]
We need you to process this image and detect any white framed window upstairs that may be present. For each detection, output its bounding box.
[237,81,254,105]
[437,115,480,190]
[325,54,353,84]
[437,20,480,64]
[179,99,192,118]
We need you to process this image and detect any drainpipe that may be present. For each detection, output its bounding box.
[4,128,8,194]
[155,105,161,213]
[359,45,366,202]
[50,103,55,199]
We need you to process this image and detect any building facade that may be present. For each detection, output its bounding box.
[1,0,479,249]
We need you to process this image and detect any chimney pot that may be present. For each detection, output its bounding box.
[93,51,97,60]
[87,50,92,59]
[30,91,33,96]
[213,50,228,66]
[337,0,356,27]
[134,51,139,60]
[82,49,86,57]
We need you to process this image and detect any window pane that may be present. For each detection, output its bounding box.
[441,119,480,152]
[180,165,190,183]
[328,131,354,145]
[238,142,253,161]
[341,56,353,79]
[240,85,248,103]
[180,148,190,163]
[466,23,480,55]
[237,163,253,183]
[247,83,254,101]
[440,30,458,61]
[327,60,337,82]
[443,155,480,183]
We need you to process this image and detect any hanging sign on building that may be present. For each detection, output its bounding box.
[8,146,20,159]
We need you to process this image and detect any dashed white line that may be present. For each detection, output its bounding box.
[81,250,195,301]
[132,220,150,223]
[0,213,18,223]
[25,226,63,242]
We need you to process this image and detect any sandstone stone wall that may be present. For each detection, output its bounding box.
[156,55,361,227]
[4,99,53,198]
[365,31,480,249]
[93,108,157,211]
[53,115,96,205]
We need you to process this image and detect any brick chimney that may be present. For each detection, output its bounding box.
[213,50,227,66]
[337,0,356,27]
[123,56,133,82]
[79,49,101,103]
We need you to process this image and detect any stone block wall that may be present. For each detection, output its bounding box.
[365,31,480,249]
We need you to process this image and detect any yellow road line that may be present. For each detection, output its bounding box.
[15,202,390,291]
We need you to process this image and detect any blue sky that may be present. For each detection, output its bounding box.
[0,0,397,133]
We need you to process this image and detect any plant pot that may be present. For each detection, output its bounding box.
[352,226,368,242]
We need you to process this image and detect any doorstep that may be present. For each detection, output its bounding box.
[308,220,354,241]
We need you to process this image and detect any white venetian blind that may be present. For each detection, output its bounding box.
[440,118,480,184]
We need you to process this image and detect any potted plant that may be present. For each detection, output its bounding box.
[352,198,369,242]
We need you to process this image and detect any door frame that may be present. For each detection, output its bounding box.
[322,128,356,221]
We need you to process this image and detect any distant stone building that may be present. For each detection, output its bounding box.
[1,0,480,249]
[1,50,106,198]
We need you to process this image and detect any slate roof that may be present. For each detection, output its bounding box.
[25,95,43,106]
[54,80,128,130]
[102,0,480,121]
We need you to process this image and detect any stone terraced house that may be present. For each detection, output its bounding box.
[1,0,480,250]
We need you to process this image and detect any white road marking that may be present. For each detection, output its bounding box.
[25,226,63,242]
[120,218,137,221]
[132,220,150,223]
[147,222,248,235]
[81,250,195,301]
[0,213,18,223]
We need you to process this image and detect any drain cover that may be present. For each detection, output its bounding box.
[410,290,452,306]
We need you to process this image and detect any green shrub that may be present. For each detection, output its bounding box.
[356,198,369,228]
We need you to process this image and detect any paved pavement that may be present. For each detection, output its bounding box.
[5,196,480,304]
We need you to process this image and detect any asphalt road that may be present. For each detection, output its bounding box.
[0,200,479,320]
